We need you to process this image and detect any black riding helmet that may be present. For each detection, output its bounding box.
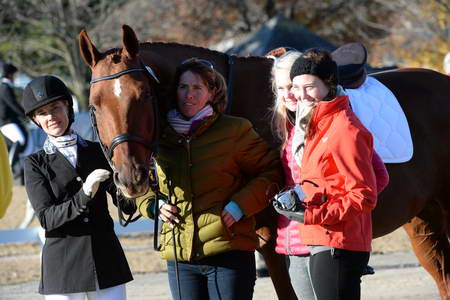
[22,75,74,126]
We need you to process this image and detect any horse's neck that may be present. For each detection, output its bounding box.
[139,42,272,84]
[140,42,228,72]
[224,56,275,143]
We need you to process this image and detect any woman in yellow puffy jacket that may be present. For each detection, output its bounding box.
[136,58,282,300]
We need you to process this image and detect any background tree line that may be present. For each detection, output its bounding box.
[0,0,448,109]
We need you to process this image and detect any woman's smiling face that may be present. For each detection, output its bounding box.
[32,100,69,137]
[275,68,298,112]
[291,74,330,107]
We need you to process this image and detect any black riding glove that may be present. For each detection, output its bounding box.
[272,186,306,223]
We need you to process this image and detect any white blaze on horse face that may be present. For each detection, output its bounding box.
[114,79,122,98]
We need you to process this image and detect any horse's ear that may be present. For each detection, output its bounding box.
[122,24,139,59]
[79,29,101,68]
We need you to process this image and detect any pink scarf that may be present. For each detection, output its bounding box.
[167,105,214,135]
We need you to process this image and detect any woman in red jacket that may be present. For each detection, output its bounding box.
[273,48,382,300]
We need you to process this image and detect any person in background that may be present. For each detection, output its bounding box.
[0,132,13,218]
[0,63,26,146]
[136,58,282,300]
[0,63,27,182]
[23,75,136,300]
[277,48,377,300]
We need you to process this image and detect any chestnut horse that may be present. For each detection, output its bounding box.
[79,25,450,299]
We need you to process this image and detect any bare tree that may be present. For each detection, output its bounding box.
[97,0,267,46]
[379,0,450,70]
[0,0,447,105]
[264,0,449,70]
[0,0,126,109]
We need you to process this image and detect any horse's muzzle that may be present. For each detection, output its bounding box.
[113,166,149,198]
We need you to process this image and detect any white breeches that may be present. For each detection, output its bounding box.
[0,123,26,145]
[44,283,126,300]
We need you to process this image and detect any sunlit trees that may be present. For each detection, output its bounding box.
[0,0,126,107]
[0,0,448,109]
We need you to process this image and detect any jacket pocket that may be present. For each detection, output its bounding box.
[159,224,173,250]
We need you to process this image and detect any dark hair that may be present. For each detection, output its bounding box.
[2,63,17,78]
[290,48,338,100]
[170,58,227,113]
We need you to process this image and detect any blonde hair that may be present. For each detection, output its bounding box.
[269,50,302,144]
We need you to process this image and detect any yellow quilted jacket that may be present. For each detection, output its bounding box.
[0,133,13,218]
[137,113,282,261]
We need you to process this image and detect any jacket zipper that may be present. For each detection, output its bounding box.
[185,136,192,179]
[286,223,291,255]
[184,136,196,260]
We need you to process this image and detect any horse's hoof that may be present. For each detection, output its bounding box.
[257,268,270,278]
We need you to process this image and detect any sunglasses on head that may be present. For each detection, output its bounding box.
[277,47,300,58]
[267,47,300,61]
[181,58,214,69]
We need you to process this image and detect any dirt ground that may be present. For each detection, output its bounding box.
[0,185,412,286]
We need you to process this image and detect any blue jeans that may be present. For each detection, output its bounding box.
[167,250,256,300]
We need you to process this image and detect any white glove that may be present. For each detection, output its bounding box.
[82,169,111,197]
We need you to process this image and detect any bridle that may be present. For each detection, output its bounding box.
[88,57,160,172]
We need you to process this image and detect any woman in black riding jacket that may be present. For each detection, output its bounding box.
[23,75,136,300]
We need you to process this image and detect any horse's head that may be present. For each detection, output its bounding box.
[79,25,159,198]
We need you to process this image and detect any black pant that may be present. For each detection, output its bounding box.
[309,249,370,300]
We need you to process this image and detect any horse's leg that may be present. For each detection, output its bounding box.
[403,201,450,299]
[255,251,269,277]
[255,207,297,300]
